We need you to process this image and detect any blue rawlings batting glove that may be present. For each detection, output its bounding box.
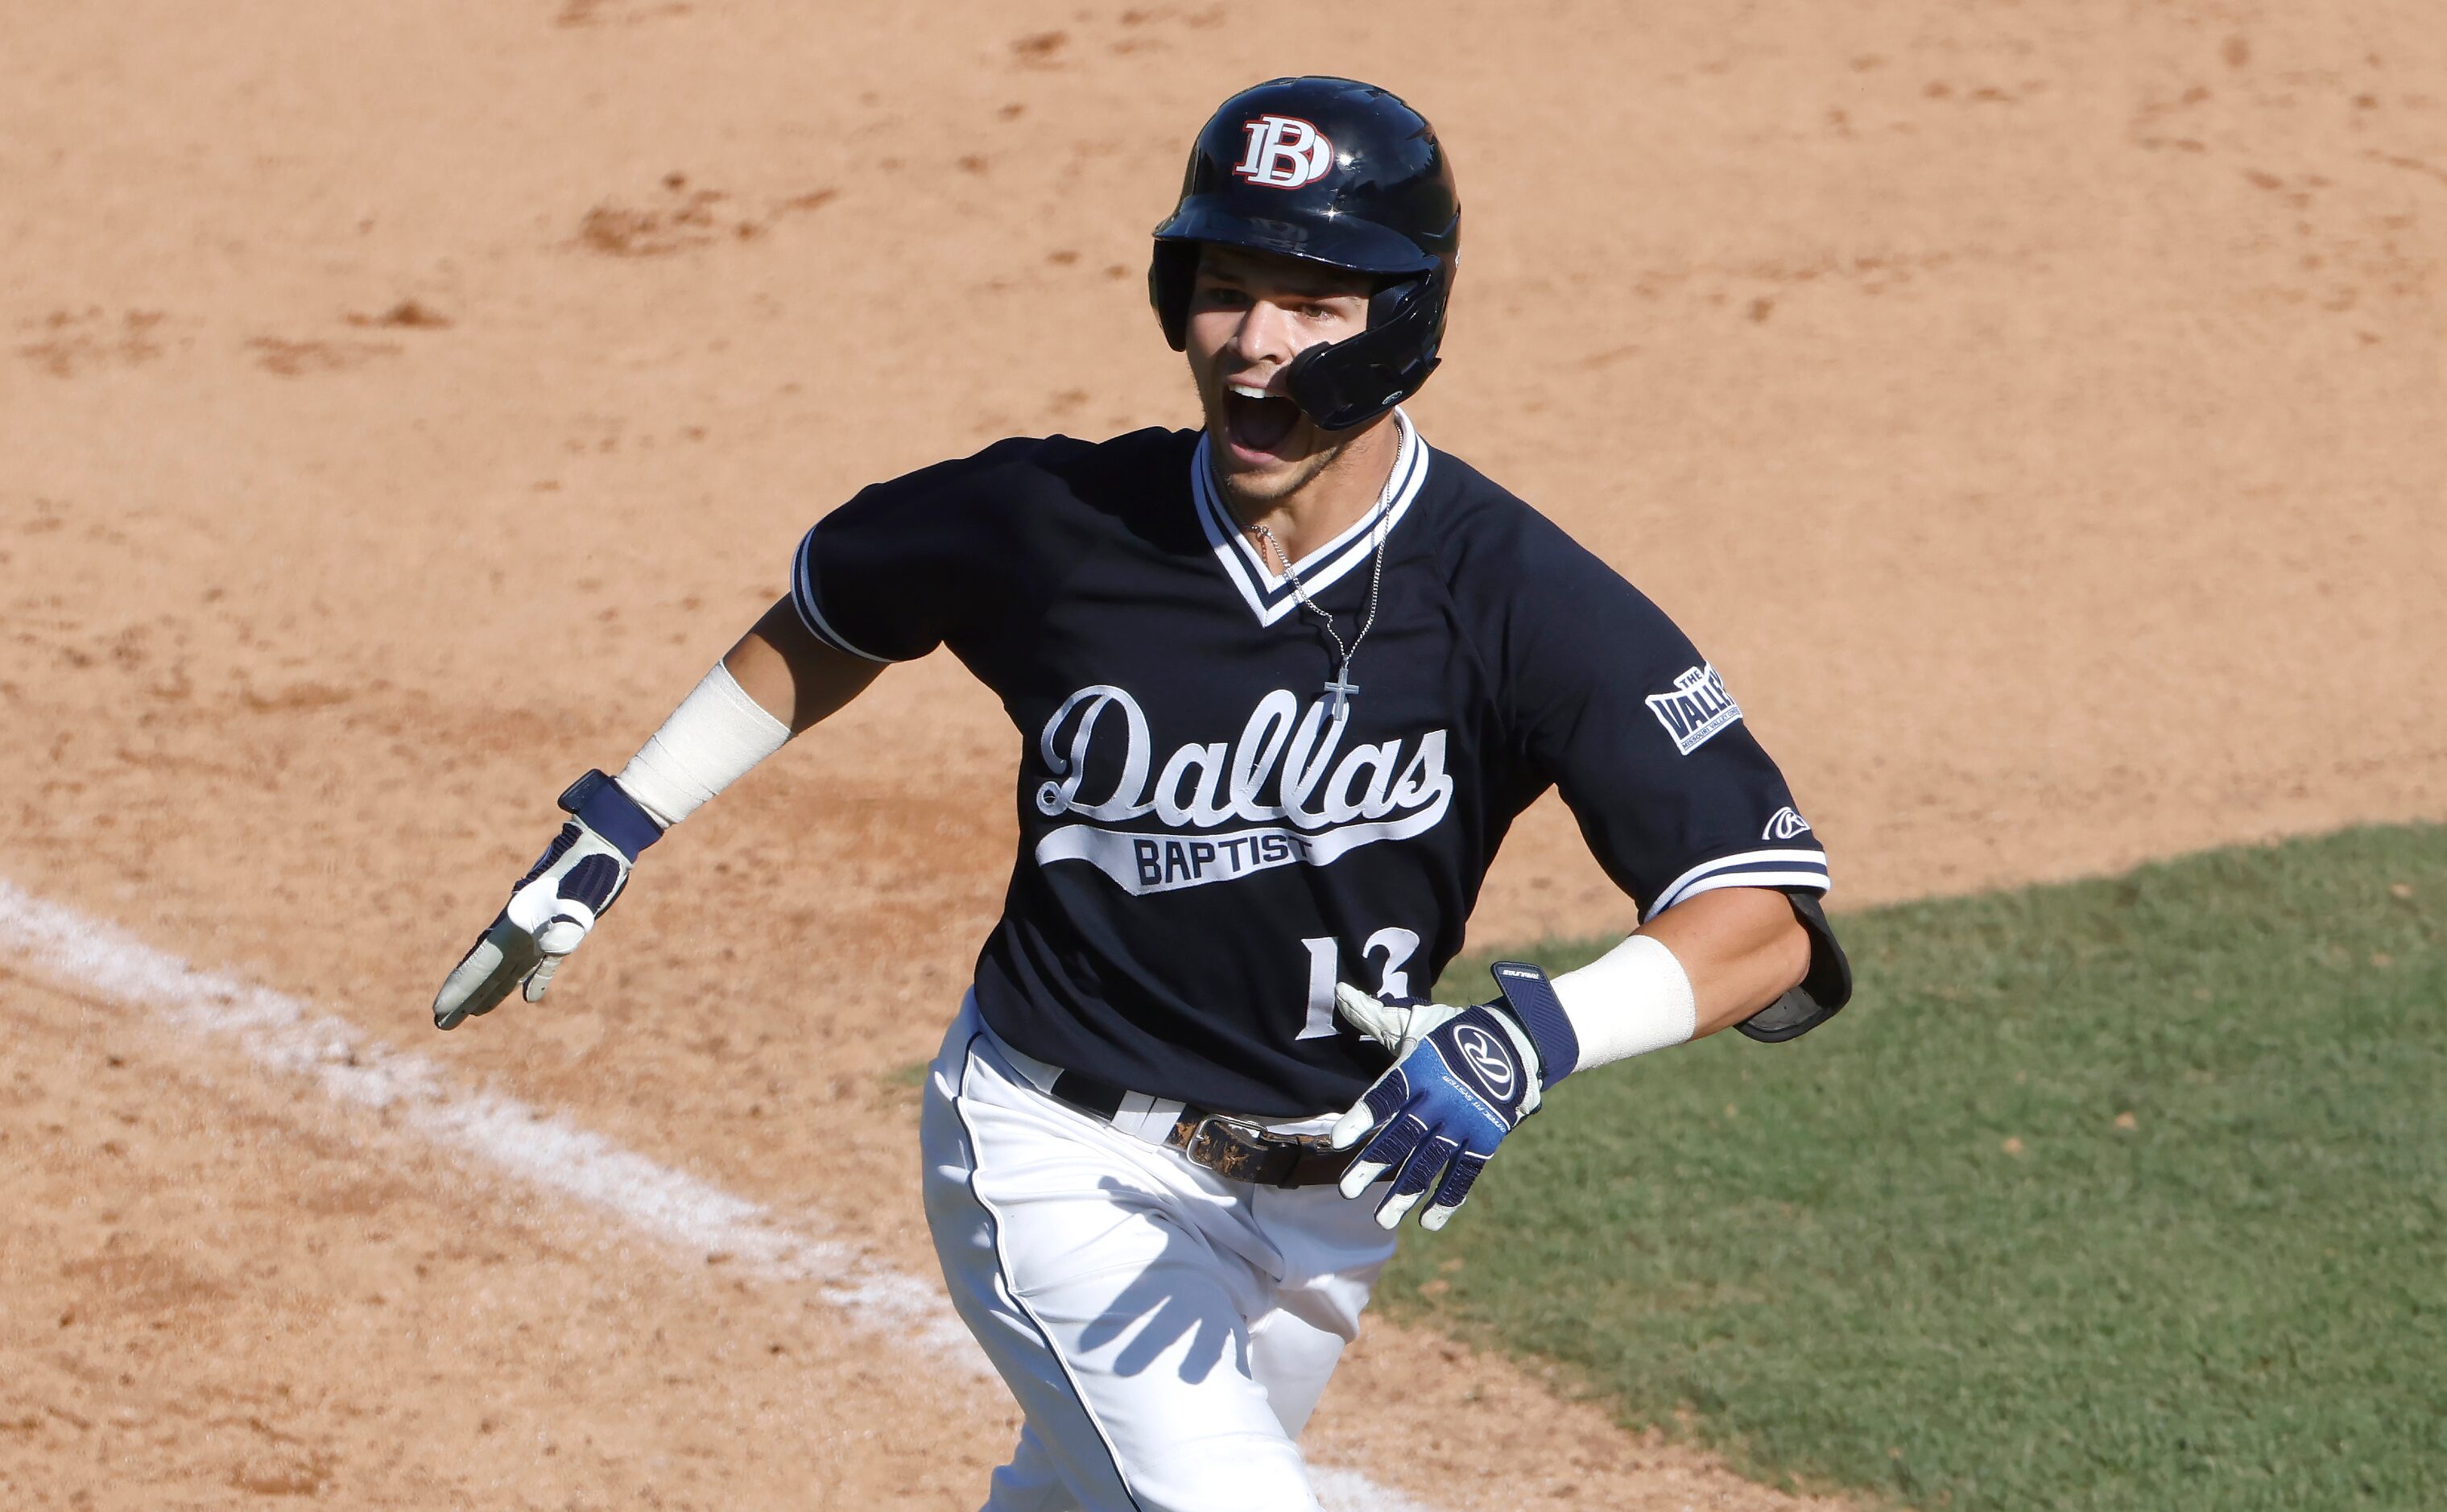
[431,770,663,1029]
[1328,985,1548,1231]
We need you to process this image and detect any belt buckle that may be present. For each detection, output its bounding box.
[1184,1113,1337,1187]
[1183,1113,1272,1183]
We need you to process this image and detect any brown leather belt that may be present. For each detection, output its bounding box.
[1047,1068,1371,1189]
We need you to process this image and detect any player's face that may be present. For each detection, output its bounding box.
[1184,246,1374,503]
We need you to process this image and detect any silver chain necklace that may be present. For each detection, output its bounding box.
[1250,494,1391,724]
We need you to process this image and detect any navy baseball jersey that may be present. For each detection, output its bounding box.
[792,415,1835,1116]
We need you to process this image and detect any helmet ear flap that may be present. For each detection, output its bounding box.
[1366,275,1418,330]
[1148,242,1200,352]
[1284,262,1451,431]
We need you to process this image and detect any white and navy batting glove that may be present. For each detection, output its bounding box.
[1328,963,1583,1231]
[431,770,664,1030]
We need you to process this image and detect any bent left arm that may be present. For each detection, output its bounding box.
[1636,886,1812,1039]
[1326,887,1821,1230]
[1462,886,1818,1084]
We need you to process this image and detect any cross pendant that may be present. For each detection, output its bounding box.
[1324,667,1360,721]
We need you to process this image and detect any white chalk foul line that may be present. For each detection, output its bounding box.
[0,880,978,1356]
[0,879,1436,1512]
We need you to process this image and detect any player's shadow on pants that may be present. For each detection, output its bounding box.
[1068,1177,1252,1386]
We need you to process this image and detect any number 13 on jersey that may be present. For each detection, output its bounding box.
[1296,928,1420,1039]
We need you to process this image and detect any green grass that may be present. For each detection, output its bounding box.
[1395,824,2447,1511]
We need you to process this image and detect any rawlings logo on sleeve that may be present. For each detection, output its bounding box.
[1645,663,1743,754]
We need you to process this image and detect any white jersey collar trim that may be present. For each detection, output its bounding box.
[1189,408,1431,628]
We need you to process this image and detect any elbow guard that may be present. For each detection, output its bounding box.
[1735,892,1854,1043]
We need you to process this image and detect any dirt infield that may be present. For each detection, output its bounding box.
[4,1,2441,1506]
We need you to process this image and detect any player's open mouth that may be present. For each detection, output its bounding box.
[1222,386,1304,460]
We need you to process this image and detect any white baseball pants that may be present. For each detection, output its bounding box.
[922,993,1399,1512]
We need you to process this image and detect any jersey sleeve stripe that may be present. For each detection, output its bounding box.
[790,525,899,664]
[1647,870,1835,919]
[1645,848,1831,919]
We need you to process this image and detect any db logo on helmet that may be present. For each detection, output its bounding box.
[1232,115,1335,188]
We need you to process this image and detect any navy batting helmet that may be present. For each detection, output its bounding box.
[1150,77,1460,432]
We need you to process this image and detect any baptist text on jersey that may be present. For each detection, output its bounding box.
[791,413,1842,1117]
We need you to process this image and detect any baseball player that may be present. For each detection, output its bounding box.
[433,76,1851,1512]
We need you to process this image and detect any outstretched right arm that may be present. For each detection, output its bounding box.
[429,594,882,1029]
[719,593,887,734]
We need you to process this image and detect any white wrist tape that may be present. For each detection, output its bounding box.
[614,663,791,827]
[1549,934,1697,1070]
